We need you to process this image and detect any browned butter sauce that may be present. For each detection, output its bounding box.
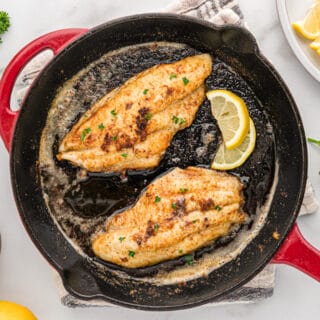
[39,42,275,283]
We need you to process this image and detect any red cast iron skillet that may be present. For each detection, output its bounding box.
[0,14,319,310]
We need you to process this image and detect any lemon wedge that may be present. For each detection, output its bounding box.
[207,89,249,150]
[292,2,320,40]
[211,118,256,170]
[310,37,320,55]
[310,37,320,50]
[0,301,37,320]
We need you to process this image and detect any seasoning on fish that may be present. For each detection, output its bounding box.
[57,54,212,172]
[92,167,247,268]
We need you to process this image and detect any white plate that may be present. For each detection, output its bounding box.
[276,0,320,81]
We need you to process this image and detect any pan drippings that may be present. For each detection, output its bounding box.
[39,42,274,282]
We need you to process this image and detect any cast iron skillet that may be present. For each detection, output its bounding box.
[0,14,319,310]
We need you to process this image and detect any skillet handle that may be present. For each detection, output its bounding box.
[272,223,320,281]
[0,28,88,152]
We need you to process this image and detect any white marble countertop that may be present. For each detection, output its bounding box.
[0,0,320,319]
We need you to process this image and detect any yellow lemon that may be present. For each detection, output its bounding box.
[292,2,320,40]
[310,37,320,50]
[0,301,37,320]
[212,118,256,170]
[207,89,249,150]
[310,37,320,55]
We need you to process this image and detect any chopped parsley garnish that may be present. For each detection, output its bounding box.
[0,11,10,44]
[172,115,179,124]
[179,118,186,125]
[143,88,149,95]
[172,115,186,125]
[179,188,189,193]
[154,224,159,232]
[214,205,222,211]
[171,202,177,209]
[121,153,128,158]
[169,73,177,80]
[182,77,189,85]
[193,219,199,224]
[112,135,117,141]
[128,250,135,257]
[144,113,152,120]
[98,123,105,130]
[111,109,117,117]
[155,195,161,203]
[184,254,193,265]
[307,137,320,147]
[80,127,91,141]
[178,249,183,254]
[119,236,125,242]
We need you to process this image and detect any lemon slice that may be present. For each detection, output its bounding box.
[311,46,320,56]
[310,37,320,50]
[310,37,320,55]
[207,89,249,150]
[212,118,256,170]
[0,301,37,320]
[292,2,320,40]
